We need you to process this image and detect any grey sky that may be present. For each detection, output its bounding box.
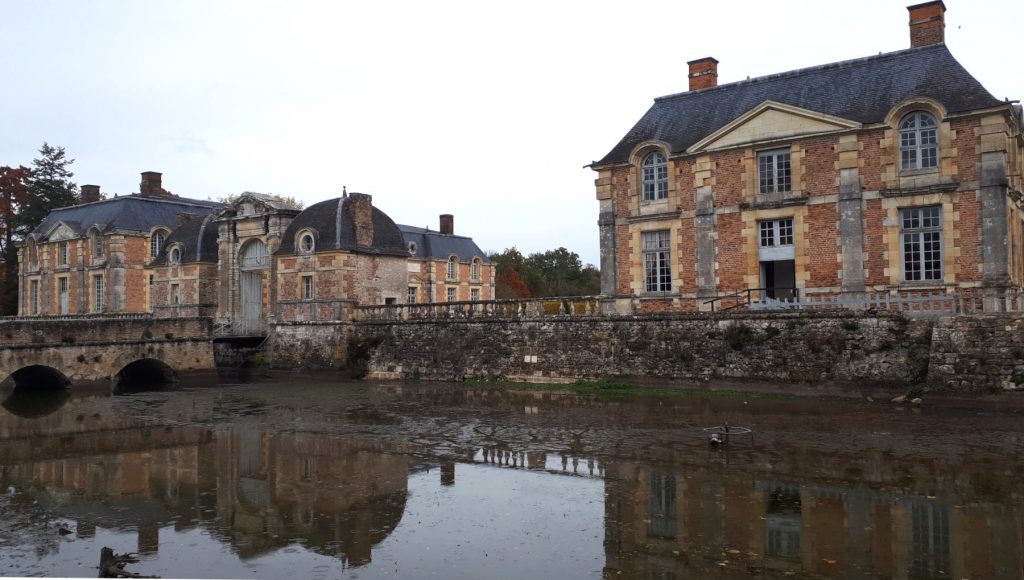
[3,0,1021,266]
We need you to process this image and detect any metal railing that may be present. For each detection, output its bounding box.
[703,288,801,312]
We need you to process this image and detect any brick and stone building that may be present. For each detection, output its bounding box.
[400,215,495,305]
[17,172,221,316]
[591,1,1024,312]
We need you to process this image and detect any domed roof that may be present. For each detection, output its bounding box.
[278,195,407,257]
[151,213,219,265]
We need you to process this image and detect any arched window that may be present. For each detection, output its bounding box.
[899,111,938,171]
[471,258,481,282]
[642,151,668,201]
[150,230,167,258]
[91,230,104,259]
[299,232,315,254]
[447,256,458,280]
[240,239,270,270]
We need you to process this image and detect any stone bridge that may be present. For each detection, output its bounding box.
[0,314,215,396]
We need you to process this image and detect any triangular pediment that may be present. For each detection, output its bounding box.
[45,221,78,241]
[687,101,861,153]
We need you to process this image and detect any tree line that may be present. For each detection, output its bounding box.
[489,247,600,299]
[0,143,80,314]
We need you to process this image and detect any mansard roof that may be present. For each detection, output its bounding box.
[150,214,219,266]
[30,194,222,241]
[398,225,490,263]
[277,195,408,257]
[595,44,1004,165]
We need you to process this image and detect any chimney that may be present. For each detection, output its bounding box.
[908,1,945,47]
[687,57,719,91]
[80,184,101,203]
[139,171,165,196]
[347,193,374,247]
[439,214,454,235]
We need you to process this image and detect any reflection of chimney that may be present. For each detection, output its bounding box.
[347,193,374,247]
[441,462,455,486]
[687,57,719,91]
[80,184,101,203]
[439,214,454,235]
[908,1,945,47]
[140,171,165,196]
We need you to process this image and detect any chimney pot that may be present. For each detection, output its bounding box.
[140,171,165,196]
[687,57,719,91]
[440,214,454,235]
[80,184,101,203]
[908,1,946,47]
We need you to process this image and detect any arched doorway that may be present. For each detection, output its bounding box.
[239,239,270,335]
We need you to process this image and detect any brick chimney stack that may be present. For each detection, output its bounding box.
[80,184,101,203]
[140,171,166,196]
[687,57,719,91]
[440,214,454,235]
[908,1,945,47]
[347,193,375,247]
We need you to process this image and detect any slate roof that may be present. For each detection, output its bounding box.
[398,225,490,262]
[150,214,219,265]
[31,194,222,241]
[277,196,408,257]
[596,44,1004,166]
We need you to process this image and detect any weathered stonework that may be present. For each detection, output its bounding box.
[927,314,1024,391]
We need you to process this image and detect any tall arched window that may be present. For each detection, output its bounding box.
[91,230,104,259]
[899,111,938,171]
[642,151,668,201]
[150,230,167,258]
[447,256,458,280]
[471,258,481,282]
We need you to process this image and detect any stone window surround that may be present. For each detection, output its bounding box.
[899,205,944,283]
[297,229,316,254]
[899,111,939,172]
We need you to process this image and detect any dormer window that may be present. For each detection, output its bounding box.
[168,246,181,265]
[758,148,791,194]
[151,230,167,258]
[641,151,668,201]
[299,232,315,254]
[899,111,938,171]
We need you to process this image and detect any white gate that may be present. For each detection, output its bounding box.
[238,240,269,335]
[59,278,69,315]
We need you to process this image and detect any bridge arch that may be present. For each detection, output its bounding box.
[0,365,72,395]
[113,358,177,393]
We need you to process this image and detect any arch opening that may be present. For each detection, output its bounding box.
[0,365,72,418]
[114,358,177,394]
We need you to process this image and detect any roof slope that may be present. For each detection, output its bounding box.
[31,195,222,240]
[150,214,219,265]
[597,44,1003,165]
[277,196,408,257]
[398,225,490,262]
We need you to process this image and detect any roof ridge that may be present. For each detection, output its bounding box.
[654,44,948,103]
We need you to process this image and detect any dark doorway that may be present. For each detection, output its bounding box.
[760,260,796,300]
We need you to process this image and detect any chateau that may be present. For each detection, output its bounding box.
[17,173,494,334]
[591,1,1024,312]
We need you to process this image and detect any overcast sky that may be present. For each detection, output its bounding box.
[4,0,1022,265]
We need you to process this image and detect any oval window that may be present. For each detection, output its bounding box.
[300,233,315,253]
[408,241,418,255]
[169,247,181,265]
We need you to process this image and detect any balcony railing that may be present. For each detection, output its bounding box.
[355,297,603,322]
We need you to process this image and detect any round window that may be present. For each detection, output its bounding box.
[300,233,315,253]
[169,247,181,265]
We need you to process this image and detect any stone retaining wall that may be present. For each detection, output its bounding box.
[927,315,1024,392]
[354,312,933,388]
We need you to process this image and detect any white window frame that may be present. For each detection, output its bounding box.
[151,231,166,259]
[30,280,39,315]
[642,230,672,293]
[447,287,457,302]
[759,219,794,248]
[471,258,481,282]
[302,275,314,300]
[58,241,68,266]
[447,256,458,281]
[758,148,792,194]
[93,274,104,313]
[171,282,180,305]
[899,111,938,172]
[407,287,417,304]
[641,151,668,201]
[471,288,480,302]
[901,206,943,282]
[58,277,69,315]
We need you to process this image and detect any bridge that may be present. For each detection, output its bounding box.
[0,314,215,397]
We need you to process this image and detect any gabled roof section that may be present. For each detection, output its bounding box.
[398,225,490,263]
[687,101,861,153]
[32,195,222,240]
[596,44,1003,165]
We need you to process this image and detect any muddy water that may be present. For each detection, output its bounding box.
[1,375,1023,579]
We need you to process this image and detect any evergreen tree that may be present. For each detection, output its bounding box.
[0,166,31,314]
[19,143,78,237]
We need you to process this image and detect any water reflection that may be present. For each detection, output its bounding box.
[0,381,1022,579]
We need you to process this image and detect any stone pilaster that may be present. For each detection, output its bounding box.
[695,185,717,297]
[108,236,126,312]
[838,167,865,292]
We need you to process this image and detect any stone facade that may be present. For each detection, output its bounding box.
[592,2,1024,313]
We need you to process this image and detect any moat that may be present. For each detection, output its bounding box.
[1,374,1023,579]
